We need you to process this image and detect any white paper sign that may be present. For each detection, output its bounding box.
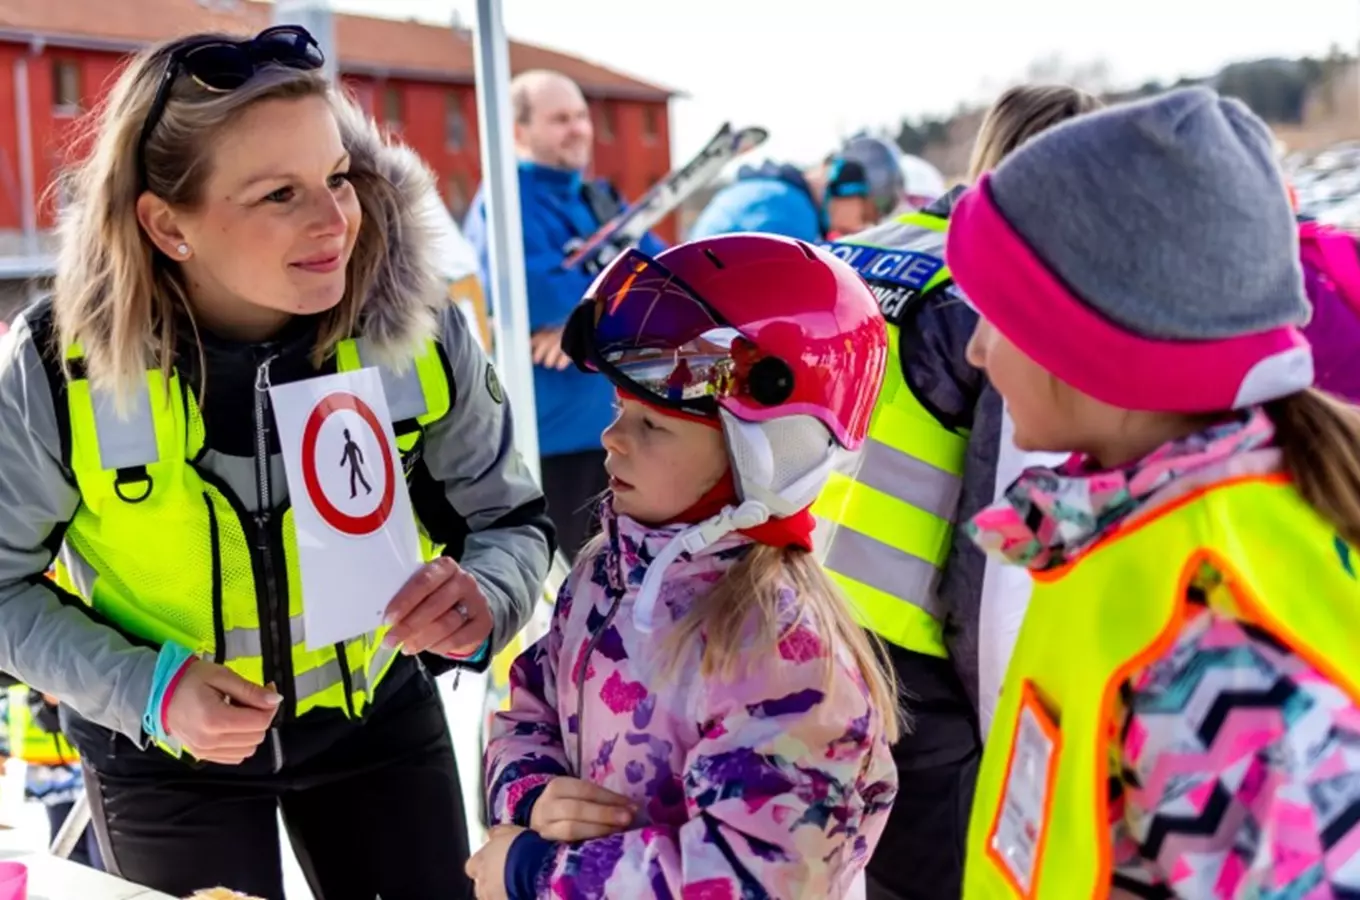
[271,368,422,650]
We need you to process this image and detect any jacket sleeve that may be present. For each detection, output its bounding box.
[0,315,157,742]
[900,285,985,433]
[521,211,596,334]
[484,571,576,826]
[415,307,554,662]
[534,621,898,898]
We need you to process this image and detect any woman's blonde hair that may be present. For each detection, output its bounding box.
[1267,389,1360,550]
[664,544,903,743]
[52,33,434,404]
[968,84,1104,180]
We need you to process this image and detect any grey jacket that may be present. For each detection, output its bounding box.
[0,114,552,745]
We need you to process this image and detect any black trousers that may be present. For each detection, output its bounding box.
[80,670,471,900]
[540,449,609,562]
[865,645,982,900]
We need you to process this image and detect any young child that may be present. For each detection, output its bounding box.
[947,87,1360,897]
[467,234,900,899]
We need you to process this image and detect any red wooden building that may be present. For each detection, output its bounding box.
[0,0,677,261]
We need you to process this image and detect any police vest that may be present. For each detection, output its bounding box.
[52,337,450,722]
[812,211,968,658]
[6,686,77,767]
[964,475,1360,897]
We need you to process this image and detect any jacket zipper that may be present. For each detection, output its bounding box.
[575,567,624,773]
[253,356,287,773]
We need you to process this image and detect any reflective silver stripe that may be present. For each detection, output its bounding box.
[817,519,945,621]
[89,382,159,470]
[355,338,428,421]
[849,438,963,521]
[294,654,364,701]
[220,613,307,661]
[364,642,398,695]
[57,544,98,599]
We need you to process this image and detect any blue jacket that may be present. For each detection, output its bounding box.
[687,161,823,242]
[464,162,666,458]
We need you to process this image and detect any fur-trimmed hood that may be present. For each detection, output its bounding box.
[331,96,448,361]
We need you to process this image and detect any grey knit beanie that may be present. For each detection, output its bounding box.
[985,86,1310,339]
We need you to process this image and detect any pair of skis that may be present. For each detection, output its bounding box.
[563,122,769,273]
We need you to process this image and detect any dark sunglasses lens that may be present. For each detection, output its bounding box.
[252,28,325,70]
[180,44,254,90]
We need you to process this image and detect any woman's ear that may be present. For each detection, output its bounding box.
[135,191,191,260]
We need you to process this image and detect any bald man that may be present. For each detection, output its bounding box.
[463,70,666,560]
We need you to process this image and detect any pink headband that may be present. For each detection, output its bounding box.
[946,175,1314,412]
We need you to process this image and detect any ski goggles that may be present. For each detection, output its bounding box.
[563,249,792,418]
[137,25,326,187]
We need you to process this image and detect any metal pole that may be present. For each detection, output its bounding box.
[272,0,338,83]
[471,0,541,480]
[14,54,37,258]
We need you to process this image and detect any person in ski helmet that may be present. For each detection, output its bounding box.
[472,234,899,898]
[839,134,908,218]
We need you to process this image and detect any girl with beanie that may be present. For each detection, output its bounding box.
[947,87,1360,898]
[465,234,899,899]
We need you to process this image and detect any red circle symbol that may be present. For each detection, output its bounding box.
[300,392,396,536]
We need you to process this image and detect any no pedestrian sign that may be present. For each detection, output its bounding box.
[272,368,423,650]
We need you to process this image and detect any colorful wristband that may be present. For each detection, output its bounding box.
[444,638,490,664]
[142,640,196,749]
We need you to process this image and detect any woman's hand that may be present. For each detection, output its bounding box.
[384,557,492,657]
[529,776,636,841]
[162,661,282,765]
[466,824,525,900]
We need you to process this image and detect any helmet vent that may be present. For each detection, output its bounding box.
[702,248,725,269]
[794,240,817,261]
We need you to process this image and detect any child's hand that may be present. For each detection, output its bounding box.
[466,824,523,900]
[530,776,637,841]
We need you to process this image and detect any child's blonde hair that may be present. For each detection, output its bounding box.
[968,84,1104,180]
[663,543,903,743]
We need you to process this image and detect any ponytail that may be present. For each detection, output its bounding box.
[1266,388,1360,548]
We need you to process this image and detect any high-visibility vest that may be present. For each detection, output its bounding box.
[52,336,451,721]
[813,211,968,658]
[6,686,77,767]
[964,475,1360,897]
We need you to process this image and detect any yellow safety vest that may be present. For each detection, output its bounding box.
[6,686,77,767]
[964,475,1360,898]
[52,336,451,722]
[813,211,969,657]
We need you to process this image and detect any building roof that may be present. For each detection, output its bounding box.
[0,0,675,100]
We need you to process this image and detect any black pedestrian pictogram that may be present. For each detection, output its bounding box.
[340,428,372,499]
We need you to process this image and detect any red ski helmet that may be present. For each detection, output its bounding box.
[563,233,887,450]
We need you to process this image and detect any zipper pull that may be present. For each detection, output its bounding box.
[255,356,274,393]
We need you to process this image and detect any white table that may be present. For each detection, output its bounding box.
[0,850,175,900]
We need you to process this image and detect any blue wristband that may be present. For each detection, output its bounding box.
[142,640,196,748]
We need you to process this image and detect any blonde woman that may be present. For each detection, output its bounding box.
[0,26,550,899]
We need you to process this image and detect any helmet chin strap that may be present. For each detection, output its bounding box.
[632,414,838,634]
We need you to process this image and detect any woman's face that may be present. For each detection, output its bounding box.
[141,94,362,341]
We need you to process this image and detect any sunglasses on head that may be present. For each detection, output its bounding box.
[136,25,326,188]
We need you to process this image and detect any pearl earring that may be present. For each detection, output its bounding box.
[176,243,190,257]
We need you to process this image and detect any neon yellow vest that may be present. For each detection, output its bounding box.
[6,686,77,767]
[813,211,968,657]
[964,475,1360,897]
[52,336,450,721]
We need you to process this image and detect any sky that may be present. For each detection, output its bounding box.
[325,0,1360,166]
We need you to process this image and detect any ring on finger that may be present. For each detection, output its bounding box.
[455,601,470,622]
